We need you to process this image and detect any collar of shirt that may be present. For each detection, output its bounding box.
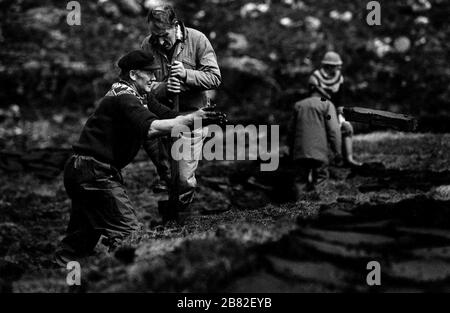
[105,80,146,105]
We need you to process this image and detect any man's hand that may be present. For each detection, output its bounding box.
[167,76,181,94]
[148,108,227,139]
[170,61,187,81]
[189,107,227,127]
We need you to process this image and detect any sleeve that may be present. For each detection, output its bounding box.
[324,102,342,157]
[119,94,158,137]
[146,94,178,119]
[184,32,222,90]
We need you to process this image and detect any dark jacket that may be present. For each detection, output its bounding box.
[291,96,341,164]
[141,23,221,112]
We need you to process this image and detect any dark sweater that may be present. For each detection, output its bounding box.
[73,93,177,169]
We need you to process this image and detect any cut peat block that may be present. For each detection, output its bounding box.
[343,107,418,132]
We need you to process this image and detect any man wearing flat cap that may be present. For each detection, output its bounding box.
[54,50,224,265]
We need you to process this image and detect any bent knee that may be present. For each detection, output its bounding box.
[341,121,354,137]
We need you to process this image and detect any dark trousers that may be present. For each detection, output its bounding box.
[143,128,207,213]
[294,158,329,193]
[57,155,139,257]
[143,136,171,184]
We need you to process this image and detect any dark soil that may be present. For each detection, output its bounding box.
[1,131,449,292]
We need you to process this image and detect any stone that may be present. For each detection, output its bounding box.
[296,237,375,259]
[227,33,249,52]
[299,228,395,247]
[411,246,450,260]
[115,0,142,16]
[431,185,450,201]
[266,255,350,288]
[396,227,450,241]
[388,260,450,282]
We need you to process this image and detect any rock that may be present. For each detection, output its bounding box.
[296,237,376,259]
[336,196,357,204]
[305,16,321,30]
[115,0,143,16]
[337,220,394,232]
[200,176,230,191]
[227,33,249,52]
[388,260,450,283]
[143,0,165,10]
[24,7,66,29]
[98,1,121,19]
[32,186,57,198]
[411,246,450,260]
[318,207,354,220]
[266,255,350,288]
[396,227,450,242]
[221,56,270,77]
[299,228,395,247]
[431,185,450,201]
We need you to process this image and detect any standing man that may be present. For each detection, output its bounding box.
[54,50,224,265]
[141,4,221,222]
[308,51,362,167]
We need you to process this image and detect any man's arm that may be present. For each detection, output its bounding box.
[171,32,221,91]
[147,115,191,139]
[147,108,225,140]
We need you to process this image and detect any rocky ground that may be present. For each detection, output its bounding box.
[1,131,449,292]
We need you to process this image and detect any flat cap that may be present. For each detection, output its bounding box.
[117,50,160,72]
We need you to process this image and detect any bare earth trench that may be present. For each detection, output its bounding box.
[1,132,450,292]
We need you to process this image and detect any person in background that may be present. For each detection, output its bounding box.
[290,85,342,193]
[141,4,221,222]
[308,51,362,167]
[54,50,224,265]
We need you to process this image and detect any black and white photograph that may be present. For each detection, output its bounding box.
[0,0,449,299]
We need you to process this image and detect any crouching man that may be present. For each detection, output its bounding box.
[54,50,224,265]
[290,85,342,194]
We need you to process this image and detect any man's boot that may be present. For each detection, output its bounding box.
[157,200,189,225]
